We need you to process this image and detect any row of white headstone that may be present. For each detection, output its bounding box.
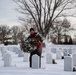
[51,45,76,55]
[0,46,54,69]
[13,46,53,69]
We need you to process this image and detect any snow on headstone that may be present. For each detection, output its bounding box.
[32,55,40,69]
[0,47,2,51]
[46,52,52,64]
[1,50,7,60]
[72,48,76,54]
[64,56,73,71]
[56,50,62,59]
[8,46,14,51]
[18,50,24,57]
[63,49,68,56]
[73,54,76,66]
[2,46,9,51]
[68,49,72,54]
[2,51,7,60]
[3,53,12,67]
[1,50,4,56]
[23,53,29,62]
[51,47,56,53]
[15,48,19,54]
[13,47,17,52]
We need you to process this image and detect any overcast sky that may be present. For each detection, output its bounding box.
[0,0,76,28]
[0,0,21,26]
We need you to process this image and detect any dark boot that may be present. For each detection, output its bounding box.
[29,54,32,67]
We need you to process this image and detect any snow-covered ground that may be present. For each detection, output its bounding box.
[0,44,76,75]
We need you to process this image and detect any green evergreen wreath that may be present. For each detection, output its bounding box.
[20,38,38,53]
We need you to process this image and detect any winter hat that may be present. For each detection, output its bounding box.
[30,28,35,32]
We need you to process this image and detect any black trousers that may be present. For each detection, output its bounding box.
[29,50,42,68]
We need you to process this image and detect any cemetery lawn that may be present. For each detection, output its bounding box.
[0,47,76,75]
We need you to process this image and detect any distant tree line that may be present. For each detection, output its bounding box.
[0,17,75,45]
[0,25,28,45]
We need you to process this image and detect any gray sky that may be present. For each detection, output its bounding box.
[0,0,21,26]
[0,0,76,28]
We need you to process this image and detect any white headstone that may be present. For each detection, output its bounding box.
[3,53,12,67]
[23,53,29,62]
[72,48,76,54]
[8,47,14,51]
[1,50,7,60]
[46,52,52,64]
[63,49,68,56]
[0,47,2,51]
[13,47,17,52]
[51,48,56,53]
[41,51,46,69]
[56,50,62,59]
[64,56,73,71]
[2,51,7,60]
[18,50,24,57]
[73,54,76,66]
[68,49,72,54]
[32,55,40,69]
[15,48,19,54]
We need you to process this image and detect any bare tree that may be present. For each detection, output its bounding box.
[11,26,20,43]
[61,18,71,35]
[13,0,76,37]
[11,25,26,43]
[17,26,26,41]
[50,18,71,43]
[0,25,11,43]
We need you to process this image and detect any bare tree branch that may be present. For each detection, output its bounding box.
[13,0,76,37]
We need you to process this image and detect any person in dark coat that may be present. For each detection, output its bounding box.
[27,28,43,68]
